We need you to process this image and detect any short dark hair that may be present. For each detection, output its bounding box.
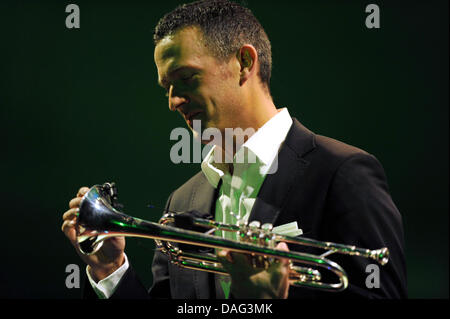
[154,0,272,89]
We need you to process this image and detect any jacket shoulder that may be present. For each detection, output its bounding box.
[288,118,371,163]
[314,134,370,160]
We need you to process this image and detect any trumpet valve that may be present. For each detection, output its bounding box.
[261,223,273,232]
[237,220,276,248]
[248,221,261,228]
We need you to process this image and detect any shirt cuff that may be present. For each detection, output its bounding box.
[86,253,129,299]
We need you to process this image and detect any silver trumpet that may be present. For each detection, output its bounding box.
[76,182,389,292]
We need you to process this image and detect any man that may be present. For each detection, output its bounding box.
[61,0,407,299]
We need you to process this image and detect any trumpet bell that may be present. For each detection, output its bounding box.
[77,183,134,255]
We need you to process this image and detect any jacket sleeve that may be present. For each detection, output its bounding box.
[321,153,407,298]
[148,191,175,298]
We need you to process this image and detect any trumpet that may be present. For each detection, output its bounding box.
[76,182,389,292]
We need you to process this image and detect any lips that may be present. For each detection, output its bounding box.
[185,111,202,126]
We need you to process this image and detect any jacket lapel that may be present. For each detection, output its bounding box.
[169,173,219,299]
[248,118,316,227]
[188,175,219,218]
[190,176,220,299]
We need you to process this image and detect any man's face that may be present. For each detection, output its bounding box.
[154,26,242,139]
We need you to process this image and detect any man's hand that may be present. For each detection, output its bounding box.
[61,186,126,281]
[217,242,290,299]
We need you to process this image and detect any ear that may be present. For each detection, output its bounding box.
[236,45,258,86]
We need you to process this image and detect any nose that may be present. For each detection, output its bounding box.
[168,85,189,111]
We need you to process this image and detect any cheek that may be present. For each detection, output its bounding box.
[202,73,241,125]
[219,85,241,114]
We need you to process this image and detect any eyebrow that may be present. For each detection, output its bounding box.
[158,65,198,89]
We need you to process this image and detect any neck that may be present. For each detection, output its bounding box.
[244,86,278,129]
[217,89,278,159]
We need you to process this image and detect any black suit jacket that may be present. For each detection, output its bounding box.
[86,118,407,299]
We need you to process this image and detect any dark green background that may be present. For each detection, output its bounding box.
[1,0,447,298]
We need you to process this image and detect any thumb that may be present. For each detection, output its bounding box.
[217,249,233,263]
[276,242,290,266]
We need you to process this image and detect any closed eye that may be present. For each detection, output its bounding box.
[181,73,196,83]
[160,71,199,98]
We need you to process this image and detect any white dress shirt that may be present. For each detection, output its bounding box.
[201,108,296,238]
[201,108,297,298]
[86,253,129,299]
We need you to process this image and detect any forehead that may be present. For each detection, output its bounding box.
[154,27,213,85]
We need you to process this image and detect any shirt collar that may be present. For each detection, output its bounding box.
[201,108,293,188]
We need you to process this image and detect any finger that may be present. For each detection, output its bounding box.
[77,187,90,197]
[276,242,289,251]
[275,242,291,299]
[276,242,290,266]
[229,251,254,267]
[69,197,82,209]
[61,221,78,246]
[61,219,76,234]
[217,249,233,263]
[63,208,79,221]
